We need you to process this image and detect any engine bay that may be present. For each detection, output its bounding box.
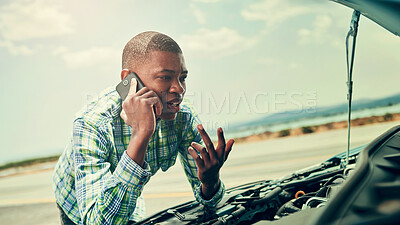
[133,125,400,225]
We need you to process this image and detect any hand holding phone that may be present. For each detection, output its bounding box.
[116,72,145,101]
[117,72,163,139]
[116,72,161,166]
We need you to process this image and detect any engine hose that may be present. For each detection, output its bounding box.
[275,200,301,217]
[211,206,246,225]
[295,190,306,199]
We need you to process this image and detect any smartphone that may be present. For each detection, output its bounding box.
[116,72,145,101]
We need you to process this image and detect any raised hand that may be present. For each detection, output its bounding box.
[188,124,234,199]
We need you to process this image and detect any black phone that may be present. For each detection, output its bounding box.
[116,72,145,101]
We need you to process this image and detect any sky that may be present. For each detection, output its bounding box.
[1,0,400,164]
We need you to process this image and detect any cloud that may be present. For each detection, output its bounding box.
[190,4,206,25]
[0,0,74,41]
[297,15,335,45]
[241,0,312,27]
[179,27,257,58]
[54,46,120,69]
[0,40,34,55]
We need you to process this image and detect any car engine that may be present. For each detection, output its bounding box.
[132,125,400,225]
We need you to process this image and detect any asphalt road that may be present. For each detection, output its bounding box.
[0,121,398,225]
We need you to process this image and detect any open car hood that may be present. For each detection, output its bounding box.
[331,0,400,36]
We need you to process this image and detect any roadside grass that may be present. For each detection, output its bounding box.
[0,155,60,171]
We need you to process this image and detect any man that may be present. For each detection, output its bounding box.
[53,31,234,224]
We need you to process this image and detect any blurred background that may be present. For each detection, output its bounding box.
[1,0,400,163]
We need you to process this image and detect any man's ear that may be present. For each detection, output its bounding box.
[121,69,130,80]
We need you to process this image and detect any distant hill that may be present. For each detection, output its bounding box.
[229,93,400,131]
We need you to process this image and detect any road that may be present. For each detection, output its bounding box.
[0,121,398,224]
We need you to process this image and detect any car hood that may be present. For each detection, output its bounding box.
[331,0,400,36]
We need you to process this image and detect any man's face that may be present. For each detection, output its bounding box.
[134,51,187,121]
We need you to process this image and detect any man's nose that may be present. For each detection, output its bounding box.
[170,79,185,95]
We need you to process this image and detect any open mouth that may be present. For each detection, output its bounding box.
[165,100,182,113]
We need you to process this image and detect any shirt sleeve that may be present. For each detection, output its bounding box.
[73,118,152,224]
[177,110,225,208]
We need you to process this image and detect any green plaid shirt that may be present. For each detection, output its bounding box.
[53,87,225,225]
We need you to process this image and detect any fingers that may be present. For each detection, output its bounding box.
[216,128,226,159]
[191,142,211,164]
[154,97,163,116]
[143,96,161,106]
[188,146,204,169]
[197,124,214,150]
[126,88,163,116]
[127,78,137,98]
[189,129,234,187]
[191,125,234,165]
[125,78,145,104]
[135,86,151,96]
[224,139,235,160]
[120,109,127,121]
[197,124,217,159]
[141,93,163,116]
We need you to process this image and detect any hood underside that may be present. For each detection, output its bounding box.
[332,0,400,36]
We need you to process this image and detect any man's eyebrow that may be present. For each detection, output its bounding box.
[160,69,188,74]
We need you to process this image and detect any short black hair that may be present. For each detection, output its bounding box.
[122,31,182,70]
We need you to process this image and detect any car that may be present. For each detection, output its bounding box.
[130,1,400,224]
